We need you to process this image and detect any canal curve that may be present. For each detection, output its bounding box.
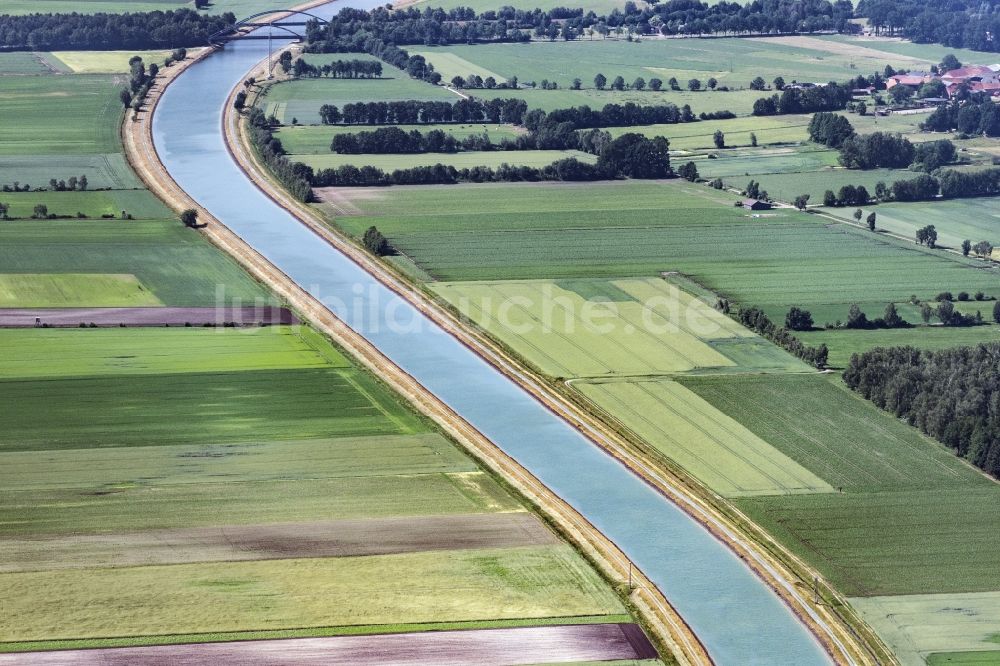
[152,6,834,664]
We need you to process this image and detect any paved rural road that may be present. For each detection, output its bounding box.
[149,4,838,664]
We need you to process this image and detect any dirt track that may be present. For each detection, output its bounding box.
[0,623,656,665]
[0,513,557,572]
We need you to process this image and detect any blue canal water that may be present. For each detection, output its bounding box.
[152,7,834,663]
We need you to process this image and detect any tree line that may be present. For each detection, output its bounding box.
[318,98,528,125]
[290,58,383,79]
[303,1,857,50]
[921,99,1000,137]
[329,125,618,155]
[809,113,958,172]
[751,83,852,116]
[245,108,312,203]
[843,342,1000,477]
[312,132,671,187]
[858,0,1000,53]
[0,10,235,50]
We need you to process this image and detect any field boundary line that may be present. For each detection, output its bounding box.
[118,9,709,666]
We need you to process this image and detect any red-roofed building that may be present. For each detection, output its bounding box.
[886,73,935,89]
[942,65,995,81]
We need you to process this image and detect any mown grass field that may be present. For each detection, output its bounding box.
[416,37,924,92]
[276,123,520,154]
[430,277,774,378]
[799,325,1000,369]
[296,149,595,171]
[577,378,831,497]
[852,592,1000,666]
[0,220,269,306]
[261,75,457,125]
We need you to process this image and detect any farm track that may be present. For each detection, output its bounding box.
[122,11,892,665]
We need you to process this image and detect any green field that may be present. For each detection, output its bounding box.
[298,149,595,171]
[0,53,67,76]
[616,115,811,150]
[430,277,784,378]
[675,373,1000,597]
[0,75,122,156]
[0,273,162,308]
[276,123,521,154]
[261,75,457,125]
[817,35,998,72]
[799,325,1000,369]
[928,652,1000,666]
[688,144,918,203]
[852,592,1000,666]
[0,365,427,452]
[0,189,173,220]
[681,374,988,493]
[415,38,925,93]
[408,0,634,13]
[578,378,831,497]
[0,220,269,306]
[51,50,176,73]
[0,154,141,190]
[328,180,1000,327]
[0,321,630,647]
[740,487,1000,597]
[465,86,766,117]
[825,197,1000,250]
[0,327,349,379]
[0,546,621,643]
[0,0,308,15]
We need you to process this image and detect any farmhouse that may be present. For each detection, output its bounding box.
[742,199,771,210]
[888,64,1000,100]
